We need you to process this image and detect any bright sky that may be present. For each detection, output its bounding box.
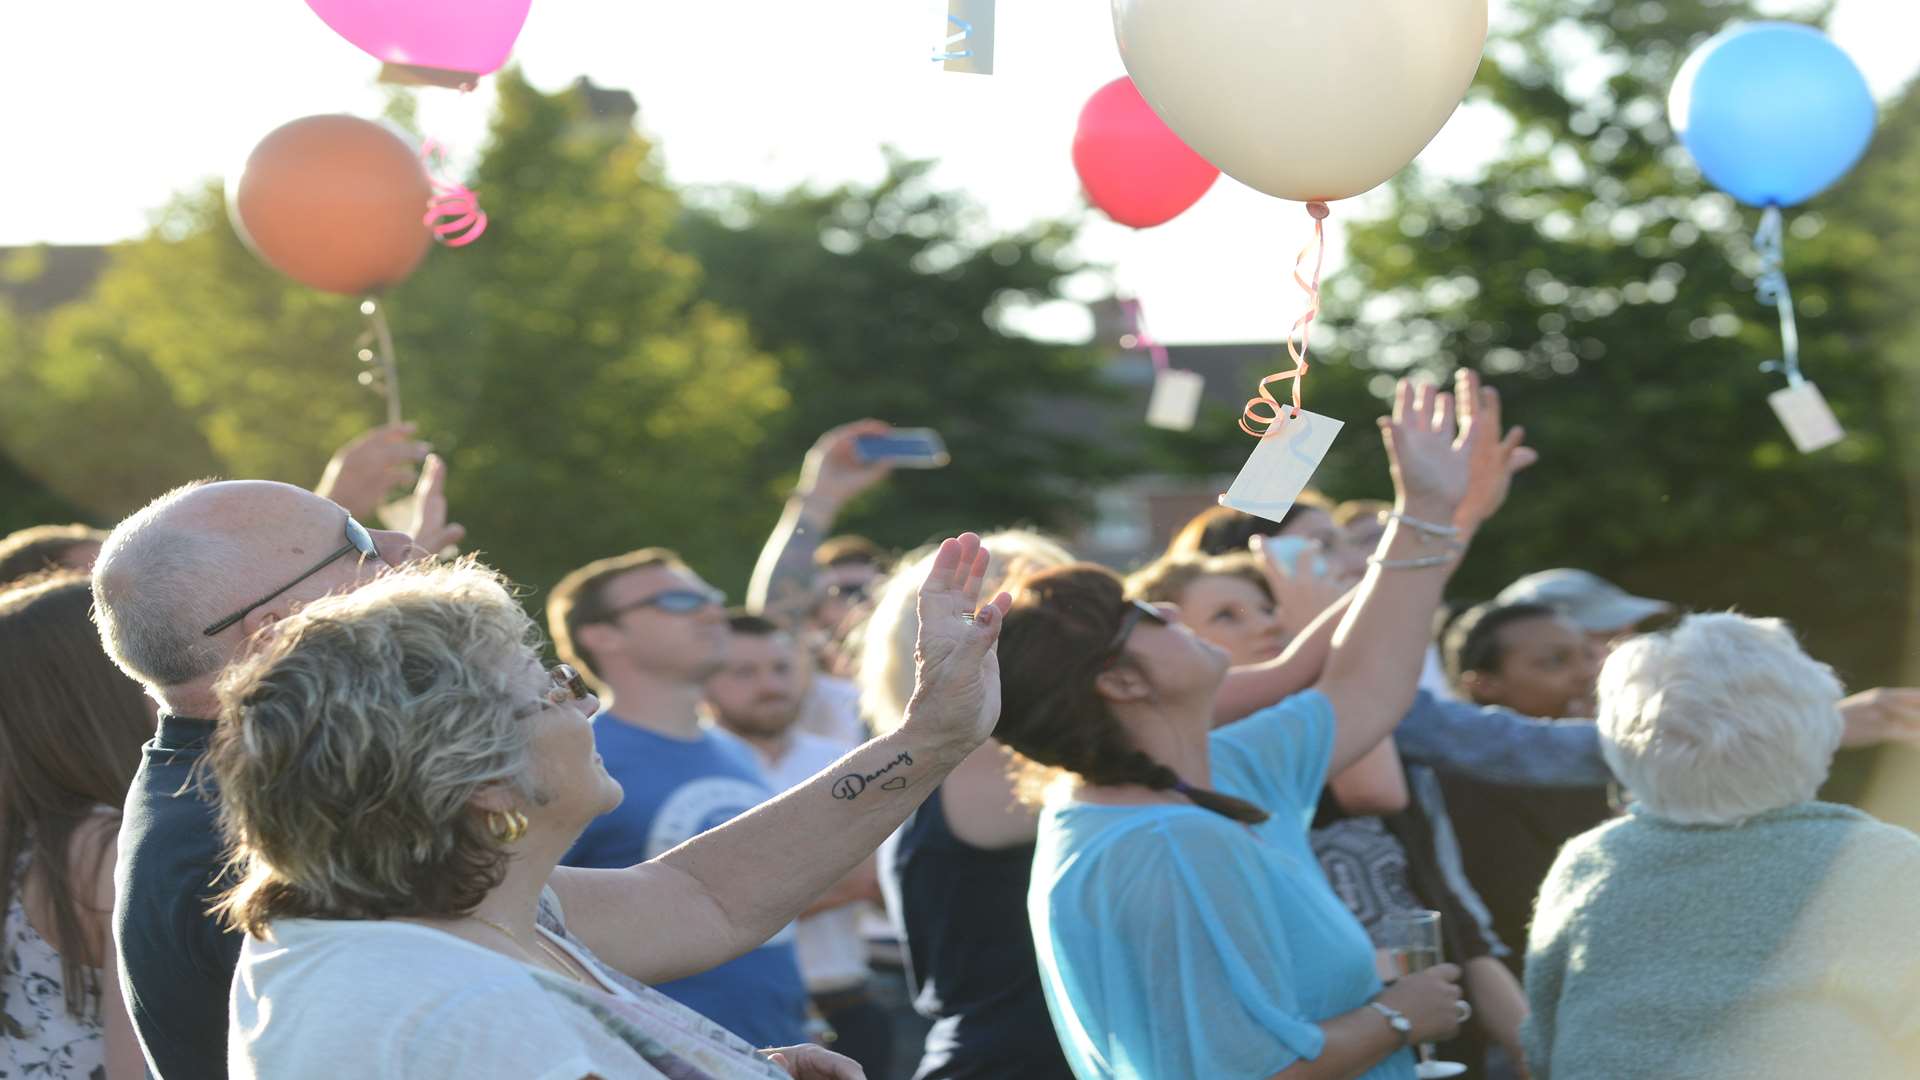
[1,0,1914,343]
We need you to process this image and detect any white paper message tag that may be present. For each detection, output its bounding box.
[937,0,995,75]
[1767,381,1844,453]
[1220,409,1344,525]
[1145,369,1205,431]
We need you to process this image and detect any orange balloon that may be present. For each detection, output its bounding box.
[231,115,433,296]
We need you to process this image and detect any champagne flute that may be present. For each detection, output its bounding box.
[1385,909,1468,1079]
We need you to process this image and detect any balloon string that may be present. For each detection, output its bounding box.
[421,139,489,247]
[1753,204,1802,387]
[1241,202,1330,438]
[362,298,404,425]
[1119,297,1170,372]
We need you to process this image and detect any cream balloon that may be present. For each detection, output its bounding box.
[1112,0,1488,203]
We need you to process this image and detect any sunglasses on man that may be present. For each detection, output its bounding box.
[594,585,726,621]
[203,515,380,637]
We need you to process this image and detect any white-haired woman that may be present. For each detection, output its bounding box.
[210,536,1010,1080]
[1523,612,1920,1079]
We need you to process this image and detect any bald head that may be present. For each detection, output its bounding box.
[93,480,413,693]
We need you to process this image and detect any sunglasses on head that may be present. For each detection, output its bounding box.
[203,515,380,637]
[596,585,726,621]
[1101,599,1169,668]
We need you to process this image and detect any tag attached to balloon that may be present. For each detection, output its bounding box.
[1146,369,1205,431]
[936,0,994,75]
[1767,381,1844,453]
[1219,408,1343,525]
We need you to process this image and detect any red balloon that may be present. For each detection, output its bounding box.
[231,115,433,296]
[1073,77,1220,229]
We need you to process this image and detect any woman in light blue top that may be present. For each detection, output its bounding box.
[997,377,1533,1080]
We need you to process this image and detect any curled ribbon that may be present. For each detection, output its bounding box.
[1118,297,1170,372]
[1753,204,1803,387]
[421,140,488,247]
[1241,201,1331,438]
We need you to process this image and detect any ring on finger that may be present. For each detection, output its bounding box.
[1454,1000,1473,1023]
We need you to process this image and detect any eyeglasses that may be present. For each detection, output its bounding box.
[1100,599,1169,668]
[594,585,726,621]
[512,663,592,721]
[203,515,380,637]
[820,582,869,603]
[513,663,592,720]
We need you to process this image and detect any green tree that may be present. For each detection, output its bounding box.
[674,154,1132,550]
[0,71,789,596]
[1315,0,1918,689]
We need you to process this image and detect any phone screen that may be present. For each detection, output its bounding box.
[1260,535,1329,579]
[854,430,950,468]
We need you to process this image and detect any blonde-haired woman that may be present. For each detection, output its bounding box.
[212,536,1010,1080]
[861,530,1078,1079]
[1523,613,1920,1079]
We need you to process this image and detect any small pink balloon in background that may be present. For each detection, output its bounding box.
[1073,76,1219,229]
[304,0,533,87]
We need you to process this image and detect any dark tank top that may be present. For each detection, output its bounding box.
[878,785,1074,1080]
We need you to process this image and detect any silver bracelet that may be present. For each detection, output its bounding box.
[1367,553,1458,570]
[1378,510,1461,538]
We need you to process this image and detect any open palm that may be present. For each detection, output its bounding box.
[907,532,1014,750]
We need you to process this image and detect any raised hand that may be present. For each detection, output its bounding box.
[1451,369,1539,537]
[905,532,1014,754]
[1377,379,1470,520]
[315,422,431,518]
[404,453,467,557]
[798,419,896,512]
[1250,534,1350,637]
[1838,687,1920,748]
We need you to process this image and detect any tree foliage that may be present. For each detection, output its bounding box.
[1308,0,1918,689]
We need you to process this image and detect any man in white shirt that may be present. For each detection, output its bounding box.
[706,613,893,1077]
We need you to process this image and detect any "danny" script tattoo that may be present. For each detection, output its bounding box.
[831,751,915,801]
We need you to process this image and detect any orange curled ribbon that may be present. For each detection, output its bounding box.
[1240,201,1331,438]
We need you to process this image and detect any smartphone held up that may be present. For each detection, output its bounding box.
[854,428,951,469]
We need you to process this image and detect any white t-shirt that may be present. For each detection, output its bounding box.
[229,913,787,1080]
[761,732,871,993]
[795,675,868,747]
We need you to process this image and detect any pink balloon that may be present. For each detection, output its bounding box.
[304,0,532,81]
[1072,77,1219,229]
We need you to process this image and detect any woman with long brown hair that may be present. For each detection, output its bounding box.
[1,572,151,1078]
[1002,378,1508,1079]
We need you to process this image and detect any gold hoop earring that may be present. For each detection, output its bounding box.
[485,809,529,845]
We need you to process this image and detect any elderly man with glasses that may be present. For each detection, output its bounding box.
[91,460,462,1080]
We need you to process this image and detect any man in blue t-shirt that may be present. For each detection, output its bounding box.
[548,547,810,1050]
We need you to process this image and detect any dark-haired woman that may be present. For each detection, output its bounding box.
[1004,376,1525,1079]
[1,573,151,1079]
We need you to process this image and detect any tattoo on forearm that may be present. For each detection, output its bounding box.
[831,751,914,801]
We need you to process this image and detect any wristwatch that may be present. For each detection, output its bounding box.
[1368,1000,1413,1046]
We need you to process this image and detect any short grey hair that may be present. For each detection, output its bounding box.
[209,559,542,935]
[854,529,1074,735]
[1598,612,1843,826]
[91,481,232,688]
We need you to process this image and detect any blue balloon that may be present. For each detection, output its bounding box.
[1669,22,1876,207]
